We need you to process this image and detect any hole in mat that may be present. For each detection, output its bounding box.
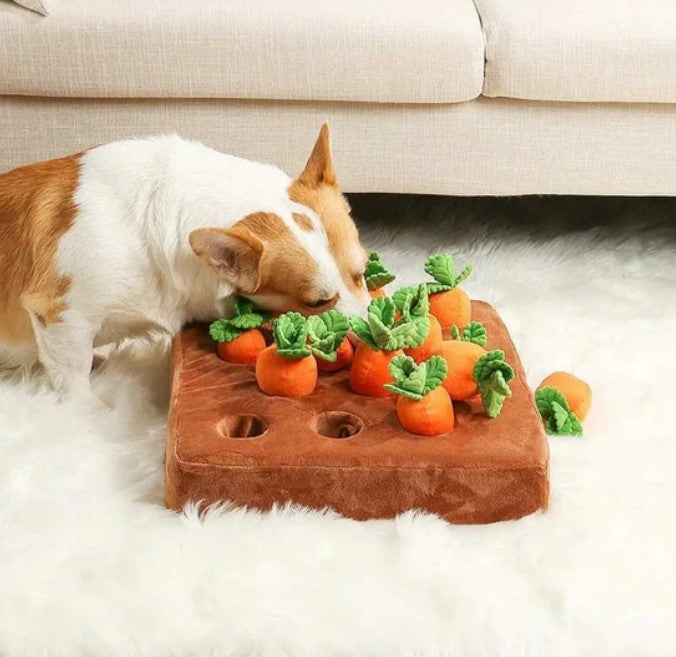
[216,415,268,439]
[312,411,364,439]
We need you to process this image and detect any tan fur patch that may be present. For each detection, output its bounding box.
[292,212,313,232]
[0,153,81,345]
[288,181,367,295]
[234,212,324,307]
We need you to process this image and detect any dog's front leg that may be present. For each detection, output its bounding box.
[26,308,105,409]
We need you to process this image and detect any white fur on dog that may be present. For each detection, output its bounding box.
[0,198,674,657]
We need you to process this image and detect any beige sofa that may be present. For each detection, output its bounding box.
[1,0,675,195]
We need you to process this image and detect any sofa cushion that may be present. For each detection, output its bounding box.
[475,0,676,103]
[0,0,484,104]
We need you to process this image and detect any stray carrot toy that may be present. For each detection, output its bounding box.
[472,350,515,418]
[364,251,396,298]
[306,310,353,372]
[424,253,472,329]
[537,372,591,421]
[433,321,487,400]
[256,312,317,397]
[348,297,422,397]
[393,284,442,363]
[535,387,583,436]
[209,297,270,364]
[384,355,453,435]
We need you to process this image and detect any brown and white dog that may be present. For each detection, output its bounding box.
[0,123,371,403]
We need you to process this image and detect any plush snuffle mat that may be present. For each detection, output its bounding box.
[0,196,674,657]
[167,301,548,523]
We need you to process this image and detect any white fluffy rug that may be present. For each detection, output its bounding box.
[1,195,675,657]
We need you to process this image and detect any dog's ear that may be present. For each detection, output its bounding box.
[189,226,262,293]
[297,121,336,187]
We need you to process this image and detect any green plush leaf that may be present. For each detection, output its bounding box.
[388,354,417,383]
[230,313,266,330]
[233,296,255,316]
[472,350,515,418]
[392,286,417,312]
[369,312,396,351]
[351,295,425,352]
[272,312,311,359]
[209,296,270,343]
[364,251,396,291]
[535,387,583,436]
[369,296,396,327]
[384,355,426,400]
[307,310,349,361]
[456,265,472,285]
[385,355,448,400]
[451,320,487,347]
[423,355,448,394]
[424,253,456,288]
[209,319,242,343]
[424,253,472,291]
[348,316,377,350]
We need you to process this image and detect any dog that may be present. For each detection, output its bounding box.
[0,123,371,404]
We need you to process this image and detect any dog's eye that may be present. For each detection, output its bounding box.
[306,298,331,308]
[305,294,338,309]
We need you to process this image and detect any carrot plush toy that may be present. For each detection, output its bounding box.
[364,251,396,298]
[384,355,454,436]
[393,284,443,363]
[306,309,353,372]
[424,253,473,329]
[534,372,590,436]
[256,312,317,397]
[433,321,487,400]
[348,297,423,397]
[209,297,270,364]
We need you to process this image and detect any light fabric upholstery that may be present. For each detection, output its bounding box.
[0,0,484,103]
[475,0,676,103]
[11,0,50,15]
[2,96,675,196]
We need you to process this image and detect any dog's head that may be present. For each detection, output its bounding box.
[189,123,371,316]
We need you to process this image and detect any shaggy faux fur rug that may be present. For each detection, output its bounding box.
[1,195,674,657]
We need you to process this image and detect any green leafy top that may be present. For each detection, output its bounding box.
[450,320,487,347]
[272,312,311,359]
[384,355,448,400]
[306,310,349,362]
[349,297,423,352]
[472,350,515,418]
[424,253,472,294]
[535,387,583,437]
[209,296,271,343]
[364,251,396,291]
[392,283,431,348]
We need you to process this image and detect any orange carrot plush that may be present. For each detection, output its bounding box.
[433,321,487,400]
[209,297,269,364]
[256,312,317,397]
[537,372,592,421]
[424,253,473,329]
[535,372,590,436]
[306,309,353,373]
[348,297,424,397]
[384,355,454,435]
[393,284,443,363]
[364,251,396,299]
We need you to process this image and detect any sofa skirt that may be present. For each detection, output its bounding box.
[1,95,675,196]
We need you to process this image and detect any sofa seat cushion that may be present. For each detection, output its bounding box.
[475,0,676,103]
[0,0,484,104]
